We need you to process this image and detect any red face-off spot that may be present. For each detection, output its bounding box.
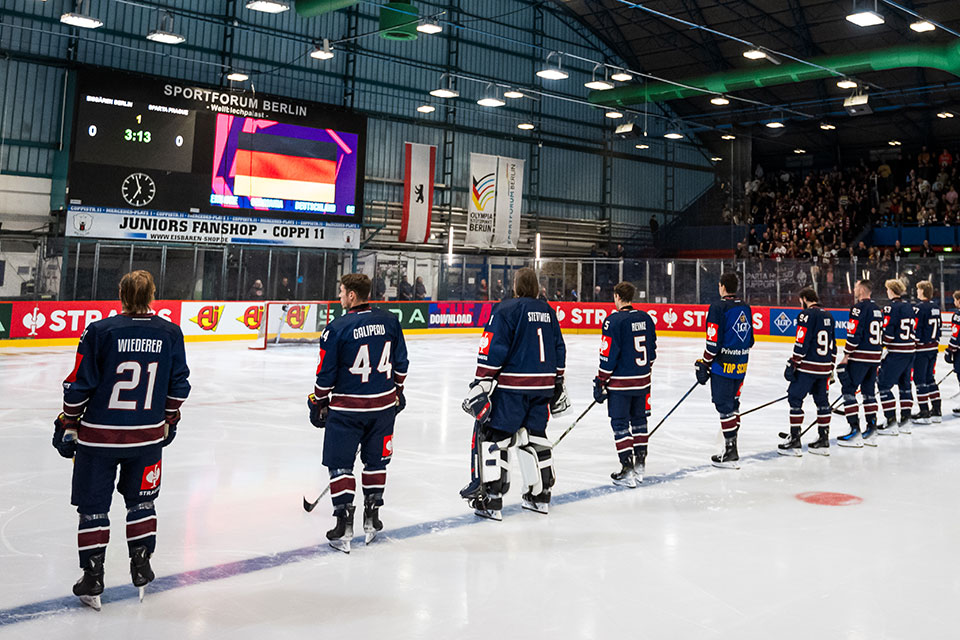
[795,491,862,506]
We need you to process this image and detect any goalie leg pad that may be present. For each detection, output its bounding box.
[520,430,555,499]
[479,427,514,493]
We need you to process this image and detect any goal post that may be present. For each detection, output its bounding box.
[248,300,337,350]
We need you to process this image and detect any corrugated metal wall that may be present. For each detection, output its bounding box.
[0,0,715,237]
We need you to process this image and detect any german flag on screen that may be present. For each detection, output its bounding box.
[233,132,338,203]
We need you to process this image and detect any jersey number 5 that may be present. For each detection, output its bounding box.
[349,342,392,382]
[634,336,647,367]
[108,361,159,411]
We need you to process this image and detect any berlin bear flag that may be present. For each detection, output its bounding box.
[400,142,436,243]
[465,153,524,249]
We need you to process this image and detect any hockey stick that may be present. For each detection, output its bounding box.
[739,394,788,418]
[800,395,845,438]
[303,444,361,512]
[552,399,601,447]
[648,382,700,438]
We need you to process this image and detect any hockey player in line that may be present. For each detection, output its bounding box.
[779,288,836,456]
[56,270,191,610]
[592,281,656,488]
[877,279,917,435]
[694,273,754,469]
[836,279,884,447]
[308,273,409,553]
[911,280,942,424]
[461,267,566,520]
[945,290,960,417]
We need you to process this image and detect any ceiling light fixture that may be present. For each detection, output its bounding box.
[60,0,103,29]
[605,110,624,119]
[820,123,836,130]
[416,104,436,113]
[245,0,290,13]
[416,18,442,34]
[227,71,249,82]
[937,111,954,119]
[664,132,684,140]
[146,13,184,44]
[517,123,535,130]
[765,121,785,129]
[611,69,632,82]
[793,148,806,154]
[710,96,730,106]
[536,52,569,81]
[837,78,858,89]
[910,20,935,33]
[429,73,459,99]
[310,39,334,60]
[846,1,884,27]
[503,89,524,99]
[743,48,767,60]
[477,84,505,108]
[585,64,614,91]
[721,134,736,140]
[635,144,649,149]
[888,140,902,146]
[711,157,722,161]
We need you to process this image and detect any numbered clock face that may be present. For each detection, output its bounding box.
[121,172,156,207]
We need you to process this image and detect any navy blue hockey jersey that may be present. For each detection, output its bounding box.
[882,297,916,354]
[314,304,409,412]
[790,305,836,376]
[62,313,191,453]
[597,305,657,394]
[844,299,883,363]
[475,297,566,396]
[702,295,754,379]
[913,300,942,353]
[948,310,960,355]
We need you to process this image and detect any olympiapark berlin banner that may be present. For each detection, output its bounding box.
[465,153,524,249]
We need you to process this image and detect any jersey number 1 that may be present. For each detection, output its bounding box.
[349,342,392,382]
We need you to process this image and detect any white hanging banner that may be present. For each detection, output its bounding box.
[465,153,524,249]
[400,142,436,243]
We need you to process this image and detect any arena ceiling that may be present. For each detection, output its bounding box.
[555,0,960,162]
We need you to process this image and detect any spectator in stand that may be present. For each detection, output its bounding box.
[398,276,414,301]
[414,276,427,300]
[248,279,265,300]
[277,276,293,300]
[476,278,489,301]
[493,279,506,300]
[920,240,935,257]
[856,241,870,261]
[894,240,906,258]
[615,244,625,259]
[939,148,953,169]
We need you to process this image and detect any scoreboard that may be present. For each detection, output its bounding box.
[66,71,365,249]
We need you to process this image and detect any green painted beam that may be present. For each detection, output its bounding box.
[294,0,359,18]
[589,40,960,106]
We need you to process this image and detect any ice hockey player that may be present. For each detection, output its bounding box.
[592,281,657,487]
[461,267,566,519]
[694,272,754,469]
[876,279,917,435]
[836,279,883,447]
[945,290,960,416]
[308,273,409,552]
[779,287,836,456]
[56,270,190,610]
[911,280,942,425]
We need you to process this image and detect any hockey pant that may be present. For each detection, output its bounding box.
[710,375,743,437]
[840,361,878,428]
[71,445,162,568]
[478,425,555,501]
[323,407,396,510]
[878,353,914,421]
[607,391,649,465]
[787,373,831,435]
[912,351,939,412]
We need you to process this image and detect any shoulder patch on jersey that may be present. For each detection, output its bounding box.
[316,347,326,374]
[796,326,807,343]
[65,353,84,383]
[141,461,161,491]
[479,331,493,355]
[706,322,718,340]
[600,335,611,357]
[848,319,858,335]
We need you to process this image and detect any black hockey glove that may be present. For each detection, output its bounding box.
[783,361,798,382]
[162,410,181,448]
[694,359,710,385]
[836,363,852,388]
[551,378,571,415]
[462,379,495,424]
[946,350,956,365]
[592,377,608,404]
[307,393,329,428]
[52,413,78,459]
[395,388,406,415]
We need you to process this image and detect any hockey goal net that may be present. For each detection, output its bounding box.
[248,301,337,350]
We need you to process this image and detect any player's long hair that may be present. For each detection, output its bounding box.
[514,268,539,298]
[120,270,156,314]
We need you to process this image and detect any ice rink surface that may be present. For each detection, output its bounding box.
[2,334,960,639]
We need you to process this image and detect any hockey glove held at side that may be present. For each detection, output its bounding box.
[592,377,608,404]
[52,413,78,459]
[551,378,571,416]
[694,360,710,385]
[395,388,406,415]
[162,410,181,448]
[836,363,852,388]
[462,379,495,424]
[784,361,798,382]
[307,393,329,428]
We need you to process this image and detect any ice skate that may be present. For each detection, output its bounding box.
[611,462,637,489]
[931,402,942,423]
[326,505,355,553]
[459,477,482,500]
[711,435,740,469]
[837,426,864,448]
[73,552,105,611]
[953,406,960,417]
[130,545,154,602]
[807,428,830,456]
[898,411,912,434]
[362,498,383,545]
[911,409,931,425]
[876,417,899,436]
[470,494,502,521]
[778,432,802,457]
[521,491,550,515]
[862,424,879,447]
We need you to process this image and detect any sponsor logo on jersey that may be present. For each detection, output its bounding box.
[706,322,718,340]
[316,347,326,374]
[733,312,750,343]
[478,331,493,355]
[190,305,224,331]
[141,461,161,491]
[382,434,394,458]
[237,305,264,330]
[774,311,793,333]
[848,319,858,336]
[796,326,807,343]
[65,353,84,383]
[284,304,309,329]
[599,335,611,356]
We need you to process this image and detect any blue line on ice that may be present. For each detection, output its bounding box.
[0,449,782,626]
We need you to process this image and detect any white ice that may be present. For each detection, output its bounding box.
[1,335,959,639]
